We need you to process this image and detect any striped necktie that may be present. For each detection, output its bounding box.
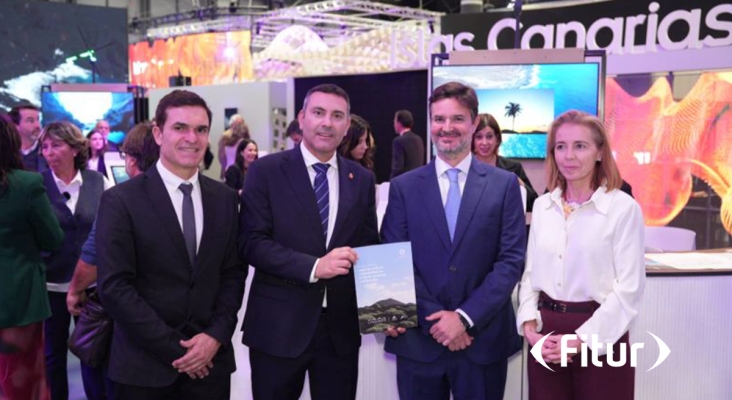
[313,163,330,238]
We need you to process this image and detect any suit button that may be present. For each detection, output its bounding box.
[449,265,457,272]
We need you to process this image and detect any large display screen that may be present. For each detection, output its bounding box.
[41,91,135,146]
[432,63,600,159]
[0,0,128,111]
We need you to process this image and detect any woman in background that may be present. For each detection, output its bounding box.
[472,113,537,211]
[218,115,250,179]
[338,114,374,170]
[40,121,109,400]
[86,130,107,177]
[516,110,645,400]
[0,115,64,400]
[225,138,258,195]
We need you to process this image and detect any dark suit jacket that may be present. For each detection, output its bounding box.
[223,164,245,193]
[0,171,63,328]
[390,130,425,179]
[381,159,526,365]
[239,148,379,358]
[495,156,538,212]
[22,145,48,173]
[97,166,246,387]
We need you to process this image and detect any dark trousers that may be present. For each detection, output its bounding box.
[111,373,230,400]
[249,314,359,400]
[44,291,113,400]
[0,322,48,400]
[527,294,635,400]
[396,351,508,400]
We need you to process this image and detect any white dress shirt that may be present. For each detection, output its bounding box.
[434,154,475,328]
[156,160,204,253]
[88,157,100,172]
[516,186,646,353]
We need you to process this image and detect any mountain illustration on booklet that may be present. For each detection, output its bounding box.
[358,298,418,334]
[353,242,418,335]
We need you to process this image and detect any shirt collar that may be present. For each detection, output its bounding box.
[52,169,83,188]
[548,185,613,215]
[21,140,39,156]
[435,153,472,178]
[300,143,338,171]
[156,159,200,189]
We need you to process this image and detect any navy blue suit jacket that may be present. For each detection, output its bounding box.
[239,148,379,358]
[381,158,525,365]
[97,167,246,386]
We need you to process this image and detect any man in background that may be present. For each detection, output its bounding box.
[285,118,303,148]
[95,119,118,152]
[390,109,425,179]
[9,103,47,172]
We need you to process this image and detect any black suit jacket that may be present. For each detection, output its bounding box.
[239,148,379,358]
[223,164,245,192]
[390,130,425,179]
[495,156,538,212]
[97,166,246,387]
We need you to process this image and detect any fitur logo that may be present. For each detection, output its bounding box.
[530,332,671,372]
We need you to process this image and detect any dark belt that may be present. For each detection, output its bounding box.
[538,299,598,314]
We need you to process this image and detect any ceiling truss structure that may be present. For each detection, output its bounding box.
[252,0,442,50]
[137,0,443,51]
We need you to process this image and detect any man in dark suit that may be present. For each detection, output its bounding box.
[97,90,246,400]
[9,103,47,172]
[391,109,425,179]
[239,84,379,400]
[381,82,526,400]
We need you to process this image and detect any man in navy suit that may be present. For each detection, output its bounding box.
[97,90,246,400]
[239,84,379,400]
[381,82,526,400]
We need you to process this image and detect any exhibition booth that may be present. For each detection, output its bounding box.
[3,0,732,399]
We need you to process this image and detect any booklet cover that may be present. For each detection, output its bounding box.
[353,242,418,335]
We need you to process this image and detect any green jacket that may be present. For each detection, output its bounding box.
[0,170,64,328]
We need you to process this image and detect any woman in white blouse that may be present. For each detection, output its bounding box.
[517,110,645,400]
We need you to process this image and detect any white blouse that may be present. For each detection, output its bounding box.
[516,186,646,352]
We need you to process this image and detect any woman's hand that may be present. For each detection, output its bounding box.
[522,320,542,347]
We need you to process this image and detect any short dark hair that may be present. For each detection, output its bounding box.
[338,114,374,170]
[39,121,89,171]
[429,82,479,120]
[8,104,40,125]
[154,90,212,130]
[285,119,302,137]
[121,122,159,172]
[472,113,502,154]
[394,110,413,128]
[302,84,350,114]
[0,115,23,183]
[234,138,258,171]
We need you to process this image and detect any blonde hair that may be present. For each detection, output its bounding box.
[39,121,89,171]
[545,110,622,192]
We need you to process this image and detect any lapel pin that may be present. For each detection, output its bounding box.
[349,172,354,180]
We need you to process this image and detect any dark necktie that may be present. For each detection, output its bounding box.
[313,163,330,239]
[445,168,461,241]
[179,183,196,266]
